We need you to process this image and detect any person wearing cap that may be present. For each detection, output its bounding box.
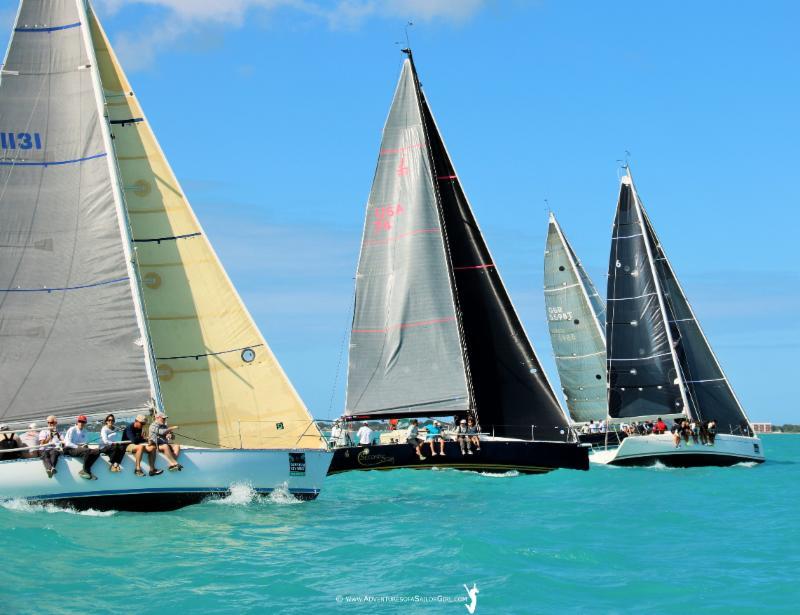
[0,424,23,461]
[425,421,446,457]
[454,419,472,456]
[100,414,127,472]
[64,415,101,480]
[20,423,41,458]
[356,421,373,447]
[466,417,482,452]
[329,420,344,448]
[123,414,162,477]
[148,412,182,471]
[38,416,64,478]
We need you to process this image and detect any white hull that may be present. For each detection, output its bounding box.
[590,433,764,466]
[0,448,333,511]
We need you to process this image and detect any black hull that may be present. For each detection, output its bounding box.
[29,489,320,513]
[609,453,765,468]
[328,439,589,475]
[578,432,628,447]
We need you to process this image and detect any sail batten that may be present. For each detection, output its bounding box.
[544,214,607,423]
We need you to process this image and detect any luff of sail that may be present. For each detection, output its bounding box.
[0,0,153,422]
[544,214,607,423]
[345,59,470,418]
[88,7,324,450]
[640,202,751,432]
[606,174,686,420]
[414,57,570,439]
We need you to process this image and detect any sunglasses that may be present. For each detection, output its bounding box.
[106,419,115,423]
[47,421,57,425]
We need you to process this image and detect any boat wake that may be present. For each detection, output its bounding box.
[209,483,258,506]
[735,461,759,468]
[1,498,116,517]
[267,482,302,505]
[478,470,520,478]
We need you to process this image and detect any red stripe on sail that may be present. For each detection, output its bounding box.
[380,144,423,154]
[437,175,457,180]
[353,316,456,334]
[454,264,495,271]
[364,228,440,246]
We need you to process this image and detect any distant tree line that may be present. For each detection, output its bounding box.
[776,424,800,433]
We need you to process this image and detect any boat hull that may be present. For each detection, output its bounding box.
[589,433,764,467]
[0,448,332,512]
[328,439,589,475]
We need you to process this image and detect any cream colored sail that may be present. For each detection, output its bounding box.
[88,9,323,450]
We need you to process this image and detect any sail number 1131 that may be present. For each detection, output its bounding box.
[1,132,43,150]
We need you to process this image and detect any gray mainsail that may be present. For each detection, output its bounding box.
[544,213,607,422]
[640,201,751,432]
[0,0,153,422]
[606,173,687,420]
[345,59,469,417]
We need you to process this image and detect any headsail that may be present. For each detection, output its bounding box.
[544,214,607,423]
[0,0,154,422]
[414,56,570,439]
[606,173,686,420]
[87,5,324,449]
[345,58,470,418]
[640,201,751,432]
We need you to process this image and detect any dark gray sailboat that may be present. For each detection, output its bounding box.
[329,51,589,474]
[593,169,763,466]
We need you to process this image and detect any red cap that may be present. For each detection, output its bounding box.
[77,415,88,423]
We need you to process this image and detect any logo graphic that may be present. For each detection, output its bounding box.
[463,583,479,613]
[357,448,394,467]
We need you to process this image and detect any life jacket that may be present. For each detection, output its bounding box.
[0,433,21,461]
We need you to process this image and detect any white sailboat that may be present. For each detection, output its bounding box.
[0,0,331,511]
[594,169,764,466]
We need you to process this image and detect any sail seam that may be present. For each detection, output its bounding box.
[363,227,439,246]
[544,282,580,293]
[610,352,672,362]
[15,22,81,33]
[607,291,658,301]
[156,344,264,361]
[684,378,726,384]
[352,316,456,333]
[1,277,129,293]
[556,351,605,360]
[0,152,106,167]
[615,232,644,239]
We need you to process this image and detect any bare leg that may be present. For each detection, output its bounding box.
[146,444,158,470]
[134,445,145,470]
[159,444,178,466]
[427,440,436,456]
[439,439,446,455]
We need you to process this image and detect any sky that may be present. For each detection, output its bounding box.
[3,0,798,423]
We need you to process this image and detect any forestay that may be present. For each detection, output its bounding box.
[345,59,470,418]
[0,0,153,422]
[88,6,324,450]
[544,214,607,423]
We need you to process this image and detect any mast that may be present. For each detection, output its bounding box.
[77,0,162,410]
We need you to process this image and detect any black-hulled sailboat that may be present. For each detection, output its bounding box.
[592,169,764,466]
[327,51,589,475]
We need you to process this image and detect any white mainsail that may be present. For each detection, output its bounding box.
[543,213,607,423]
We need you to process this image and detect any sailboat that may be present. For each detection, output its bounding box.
[0,0,331,511]
[327,51,589,475]
[543,213,608,430]
[592,169,764,466]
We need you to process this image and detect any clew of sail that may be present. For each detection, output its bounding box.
[639,203,751,432]
[87,7,324,450]
[345,59,470,418]
[0,0,153,422]
[544,214,607,423]
[606,173,686,420]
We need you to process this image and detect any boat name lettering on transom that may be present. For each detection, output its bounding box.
[373,203,404,232]
[548,306,573,321]
[1,132,42,150]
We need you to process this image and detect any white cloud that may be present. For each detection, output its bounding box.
[96,0,487,69]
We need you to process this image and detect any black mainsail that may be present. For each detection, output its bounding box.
[607,171,751,431]
[345,52,569,440]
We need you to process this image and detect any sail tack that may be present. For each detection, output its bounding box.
[544,214,607,423]
[0,0,153,422]
[345,59,470,418]
[87,7,324,449]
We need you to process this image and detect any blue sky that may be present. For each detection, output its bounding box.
[5,0,798,423]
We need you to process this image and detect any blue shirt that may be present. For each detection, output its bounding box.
[426,424,441,438]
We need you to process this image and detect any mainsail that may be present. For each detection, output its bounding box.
[86,4,324,450]
[347,52,569,440]
[544,214,607,423]
[0,0,154,422]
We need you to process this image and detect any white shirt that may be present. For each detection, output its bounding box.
[38,429,64,449]
[64,425,89,448]
[101,426,119,445]
[356,426,372,445]
[21,431,39,448]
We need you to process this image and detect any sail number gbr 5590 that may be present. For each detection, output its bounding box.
[1,132,43,150]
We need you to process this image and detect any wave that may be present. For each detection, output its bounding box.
[209,482,258,506]
[268,482,302,505]
[1,498,116,517]
[478,470,520,478]
[735,461,759,468]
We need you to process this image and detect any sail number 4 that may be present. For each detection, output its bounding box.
[1,132,43,150]
[548,306,574,321]
[373,203,404,232]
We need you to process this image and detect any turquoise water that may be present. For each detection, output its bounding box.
[2,435,798,614]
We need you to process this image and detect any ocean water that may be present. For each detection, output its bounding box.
[2,435,798,614]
